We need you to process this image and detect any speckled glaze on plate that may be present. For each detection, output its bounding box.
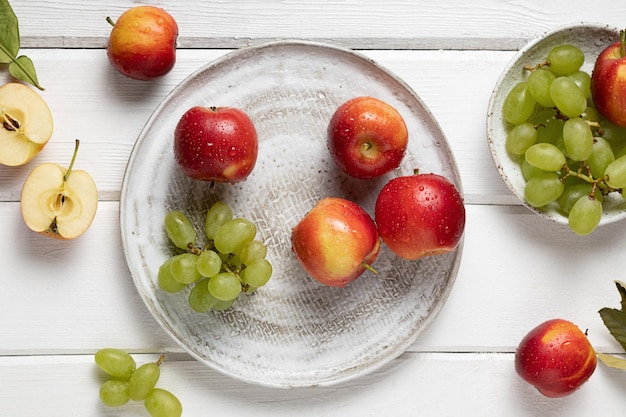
[487,23,626,225]
[120,40,463,388]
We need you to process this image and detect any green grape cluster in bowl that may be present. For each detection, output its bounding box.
[158,201,273,312]
[501,41,626,235]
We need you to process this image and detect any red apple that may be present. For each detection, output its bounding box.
[174,106,258,183]
[374,171,465,260]
[106,6,178,80]
[591,30,626,127]
[327,96,408,179]
[291,197,380,287]
[515,319,597,398]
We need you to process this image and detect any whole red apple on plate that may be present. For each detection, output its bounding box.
[375,171,465,260]
[591,30,626,127]
[515,318,597,398]
[174,106,259,183]
[327,96,408,179]
[106,6,178,80]
[291,197,380,287]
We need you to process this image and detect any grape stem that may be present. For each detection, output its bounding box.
[560,163,619,196]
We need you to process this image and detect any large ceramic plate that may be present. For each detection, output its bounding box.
[120,40,463,388]
[487,23,626,226]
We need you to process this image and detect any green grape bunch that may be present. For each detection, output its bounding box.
[160,201,273,312]
[502,43,626,235]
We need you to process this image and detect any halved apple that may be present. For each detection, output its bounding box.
[20,140,98,239]
[0,82,54,166]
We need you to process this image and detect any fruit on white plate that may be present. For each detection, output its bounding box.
[0,82,54,166]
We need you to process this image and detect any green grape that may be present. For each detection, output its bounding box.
[241,259,273,288]
[520,158,546,181]
[604,154,626,188]
[587,137,615,179]
[502,82,536,125]
[547,44,584,75]
[196,249,222,278]
[99,379,130,407]
[214,218,257,255]
[568,195,603,235]
[563,117,593,161]
[600,120,626,153]
[158,256,187,293]
[188,279,218,312]
[240,240,267,265]
[550,76,587,118]
[212,298,236,311]
[525,143,565,171]
[527,68,556,107]
[557,183,594,215]
[164,210,196,250]
[205,201,233,240]
[170,253,202,284]
[208,272,242,301]
[506,122,537,155]
[534,113,564,145]
[95,348,136,380]
[128,361,161,401]
[144,388,183,417]
[524,172,564,207]
[567,70,591,98]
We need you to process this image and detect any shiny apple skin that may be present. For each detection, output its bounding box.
[374,172,465,260]
[174,106,259,183]
[327,96,408,179]
[591,39,626,127]
[106,6,178,80]
[515,319,597,398]
[291,197,380,287]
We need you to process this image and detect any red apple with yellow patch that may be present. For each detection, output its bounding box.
[591,30,626,127]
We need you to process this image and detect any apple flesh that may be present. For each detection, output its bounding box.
[591,30,626,127]
[174,106,259,183]
[327,96,408,179]
[515,319,597,398]
[291,197,380,287]
[20,140,98,239]
[0,83,54,166]
[375,172,465,260]
[106,6,178,80]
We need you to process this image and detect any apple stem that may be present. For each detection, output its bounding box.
[621,30,626,58]
[64,139,80,182]
[106,16,115,27]
[361,262,378,275]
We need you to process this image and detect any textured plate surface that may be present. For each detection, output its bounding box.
[120,40,463,388]
[487,23,626,225]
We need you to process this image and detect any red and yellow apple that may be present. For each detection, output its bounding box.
[327,96,408,179]
[174,106,259,184]
[106,6,178,80]
[375,171,465,260]
[291,197,380,287]
[20,140,98,239]
[591,30,626,127]
[0,82,54,166]
[515,318,597,398]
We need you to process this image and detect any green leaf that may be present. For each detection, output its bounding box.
[8,55,43,90]
[597,352,626,370]
[599,281,626,352]
[0,0,20,63]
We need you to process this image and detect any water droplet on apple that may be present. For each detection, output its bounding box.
[228,147,237,157]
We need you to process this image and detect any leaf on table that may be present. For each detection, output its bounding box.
[599,280,626,352]
[0,0,20,63]
[597,352,626,370]
[8,55,43,90]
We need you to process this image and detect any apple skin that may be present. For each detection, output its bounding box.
[591,33,626,127]
[174,106,259,183]
[327,96,408,179]
[374,172,465,260]
[106,6,178,81]
[515,319,597,398]
[291,197,380,287]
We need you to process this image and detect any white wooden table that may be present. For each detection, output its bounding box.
[3,1,626,415]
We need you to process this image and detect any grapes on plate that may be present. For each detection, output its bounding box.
[502,43,626,235]
[159,200,273,312]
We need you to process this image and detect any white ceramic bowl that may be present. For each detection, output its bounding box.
[120,40,464,387]
[487,23,626,225]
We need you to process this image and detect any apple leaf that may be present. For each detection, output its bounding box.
[599,280,626,352]
[597,352,626,370]
[9,55,43,90]
[0,0,19,63]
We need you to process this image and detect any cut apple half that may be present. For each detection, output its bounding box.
[20,140,98,240]
[0,82,54,166]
